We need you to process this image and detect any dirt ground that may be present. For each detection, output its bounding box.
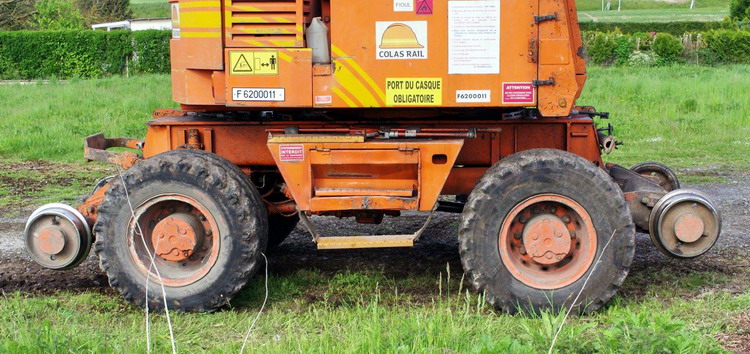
[1,169,748,351]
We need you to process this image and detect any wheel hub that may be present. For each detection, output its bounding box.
[152,213,205,262]
[673,212,704,243]
[37,226,66,255]
[522,215,571,265]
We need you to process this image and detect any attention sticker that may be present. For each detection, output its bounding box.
[386,78,442,106]
[502,82,535,104]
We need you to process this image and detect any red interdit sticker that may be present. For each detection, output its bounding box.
[502,82,535,104]
[416,0,433,14]
[279,145,304,161]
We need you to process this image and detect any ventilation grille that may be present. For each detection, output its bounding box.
[224,0,312,48]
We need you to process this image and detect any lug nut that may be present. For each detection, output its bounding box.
[519,216,527,224]
[520,247,527,255]
[514,232,522,239]
[570,231,576,238]
[561,215,571,223]
[549,206,557,213]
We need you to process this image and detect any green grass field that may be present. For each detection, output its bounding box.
[2,267,748,352]
[1,66,749,352]
[2,66,748,169]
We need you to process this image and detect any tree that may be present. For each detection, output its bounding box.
[76,0,132,26]
[34,0,86,30]
[0,0,37,30]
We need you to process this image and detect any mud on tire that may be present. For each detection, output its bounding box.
[458,149,635,314]
[94,150,268,312]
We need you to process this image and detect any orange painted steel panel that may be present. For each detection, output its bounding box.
[169,0,591,117]
[224,48,312,107]
[267,139,462,212]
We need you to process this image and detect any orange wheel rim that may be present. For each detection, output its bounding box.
[128,195,221,287]
[499,194,597,289]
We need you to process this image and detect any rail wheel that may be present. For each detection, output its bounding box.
[630,161,680,192]
[459,149,635,314]
[94,150,268,312]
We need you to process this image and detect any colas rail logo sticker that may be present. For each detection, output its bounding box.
[375,21,428,60]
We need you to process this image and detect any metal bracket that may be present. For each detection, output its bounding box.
[84,133,143,169]
[532,78,556,87]
[534,13,558,24]
[297,205,438,249]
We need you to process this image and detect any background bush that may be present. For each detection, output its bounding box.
[0,30,170,79]
[652,33,684,64]
[579,21,730,35]
[705,29,750,62]
[731,0,750,20]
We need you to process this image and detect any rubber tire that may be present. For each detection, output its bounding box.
[267,214,299,249]
[191,150,297,250]
[459,149,635,314]
[94,149,268,312]
[630,161,680,192]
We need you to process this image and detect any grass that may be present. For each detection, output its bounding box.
[1,66,749,352]
[1,66,748,170]
[1,267,747,352]
[582,65,750,169]
[0,76,176,162]
[578,7,729,22]
[130,0,170,18]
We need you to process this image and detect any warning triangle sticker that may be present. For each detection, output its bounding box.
[416,0,432,14]
[233,54,253,72]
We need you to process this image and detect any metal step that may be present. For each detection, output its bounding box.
[316,235,415,250]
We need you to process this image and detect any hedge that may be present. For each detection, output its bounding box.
[130,30,171,75]
[0,30,170,79]
[579,21,731,35]
[2,26,750,79]
[582,29,750,66]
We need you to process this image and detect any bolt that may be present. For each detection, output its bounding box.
[556,232,562,238]
[556,255,563,260]
[514,232,522,239]
[549,206,557,213]
[199,215,207,221]
[532,233,539,240]
[533,207,541,214]
[519,216,527,224]
[205,230,212,236]
[519,247,527,255]
[180,229,187,235]
[202,246,208,251]
[52,216,60,225]
[159,234,165,239]
[570,231,576,238]
[561,215,571,223]
[50,255,56,261]
[87,206,96,214]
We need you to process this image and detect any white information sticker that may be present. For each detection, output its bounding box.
[456,90,491,103]
[375,21,428,60]
[232,88,285,102]
[394,0,413,12]
[448,0,501,74]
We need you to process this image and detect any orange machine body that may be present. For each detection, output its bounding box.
[170,0,586,117]
[140,0,599,216]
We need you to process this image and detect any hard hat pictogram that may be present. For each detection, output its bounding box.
[379,23,424,49]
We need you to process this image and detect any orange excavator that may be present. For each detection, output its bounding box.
[24,0,721,314]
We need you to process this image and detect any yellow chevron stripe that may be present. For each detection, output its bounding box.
[332,45,385,103]
[332,87,357,108]
[181,11,221,28]
[334,64,380,107]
